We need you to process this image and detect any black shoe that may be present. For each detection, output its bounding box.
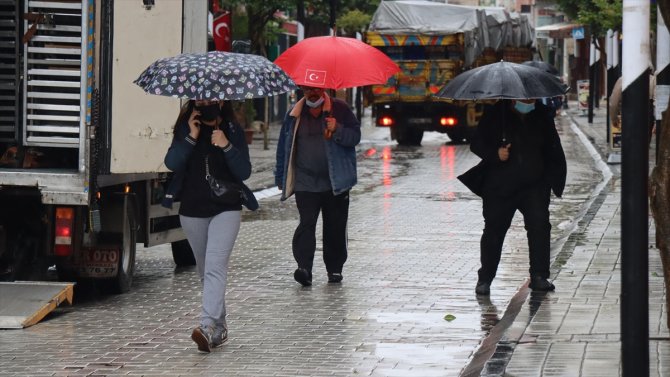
[529,276,555,291]
[294,268,312,286]
[191,326,212,353]
[475,280,490,295]
[327,272,343,283]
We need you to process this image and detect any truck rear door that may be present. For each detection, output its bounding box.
[23,0,88,150]
[0,2,20,144]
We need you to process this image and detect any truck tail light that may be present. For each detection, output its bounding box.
[440,117,458,127]
[378,116,394,127]
[55,207,74,257]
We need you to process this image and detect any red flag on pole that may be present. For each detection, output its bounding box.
[213,11,232,52]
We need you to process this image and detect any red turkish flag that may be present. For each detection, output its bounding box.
[304,69,327,86]
[213,11,232,52]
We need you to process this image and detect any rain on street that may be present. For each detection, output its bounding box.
[0,112,604,376]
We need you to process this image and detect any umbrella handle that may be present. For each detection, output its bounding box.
[323,111,333,140]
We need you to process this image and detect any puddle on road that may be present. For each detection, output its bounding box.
[373,343,464,365]
[241,199,297,222]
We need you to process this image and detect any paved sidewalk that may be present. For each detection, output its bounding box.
[487,102,670,376]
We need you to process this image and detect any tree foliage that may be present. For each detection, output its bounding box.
[337,9,372,36]
[556,0,622,36]
[222,0,293,55]
[298,0,380,37]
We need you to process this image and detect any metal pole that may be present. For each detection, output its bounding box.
[263,97,269,150]
[329,0,337,35]
[621,0,650,375]
[593,38,602,109]
[606,29,613,135]
[613,31,620,78]
[588,35,595,123]
[656,6,670,165]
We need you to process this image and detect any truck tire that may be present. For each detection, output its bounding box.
[101,198,137,294]
[395,127,423,146]
[446,128,467,144]
[171,239,196,266]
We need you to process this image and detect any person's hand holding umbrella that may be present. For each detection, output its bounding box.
[324,116,337,140]
[498,143,511,162]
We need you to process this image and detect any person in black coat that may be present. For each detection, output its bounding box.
[468,99,566,295]
[163,100,258,353]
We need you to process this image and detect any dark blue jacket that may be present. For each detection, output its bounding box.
[163,119,259,211]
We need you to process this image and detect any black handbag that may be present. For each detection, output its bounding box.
[457,160,487,197]
[205,155,245,205]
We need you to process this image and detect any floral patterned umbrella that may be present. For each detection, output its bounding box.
[134,51,296,100]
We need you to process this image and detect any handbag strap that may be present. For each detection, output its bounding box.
[205,122,223,179]
[205,155,212,180]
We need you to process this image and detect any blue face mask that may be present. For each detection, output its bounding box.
[514,101,535,114]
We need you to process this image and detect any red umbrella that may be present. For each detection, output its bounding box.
[274,36,401,90]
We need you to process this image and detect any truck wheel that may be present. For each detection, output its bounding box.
[396,127,423,146]
[171,239,196,266]
[446,128,467,144]
[101,198,137,294]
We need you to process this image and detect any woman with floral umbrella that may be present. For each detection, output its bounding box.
[136,51,294,353]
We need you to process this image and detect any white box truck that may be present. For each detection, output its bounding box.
[0,0,204,294]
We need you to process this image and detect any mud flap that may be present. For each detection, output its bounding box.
[0,281,74,328]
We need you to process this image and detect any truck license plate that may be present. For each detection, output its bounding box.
[407,118,432,124]
[75,248,119,278]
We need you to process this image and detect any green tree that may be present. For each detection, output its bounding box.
[223,0,293,56]
[297,0,380,37]
[337,9,372,36]
[556,0,622,36]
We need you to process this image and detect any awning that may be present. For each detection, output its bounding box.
[535,22,582,39]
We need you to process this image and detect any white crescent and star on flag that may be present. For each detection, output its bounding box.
[305,69,326,86]
[214,22,229,41]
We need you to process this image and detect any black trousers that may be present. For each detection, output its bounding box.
[293,190,349,273]
[478,183,551,283]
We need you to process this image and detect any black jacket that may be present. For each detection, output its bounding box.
[163,119,258,211]
[469,100,566,198]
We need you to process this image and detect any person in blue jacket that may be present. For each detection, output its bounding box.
[275,86,361,286]
[163,99,258,353]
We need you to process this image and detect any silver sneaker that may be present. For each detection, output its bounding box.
[211,327,228,348]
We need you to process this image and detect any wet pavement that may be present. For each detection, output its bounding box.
[0,102,666,376]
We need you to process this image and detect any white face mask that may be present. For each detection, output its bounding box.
[305,96,325,108]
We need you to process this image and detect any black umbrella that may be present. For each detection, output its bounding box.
[521,60,558,76]
[521,60,559,75]
[435,61,568,100]
[134,51,296,101]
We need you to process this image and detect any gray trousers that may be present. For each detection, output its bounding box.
[180,211,241,332]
